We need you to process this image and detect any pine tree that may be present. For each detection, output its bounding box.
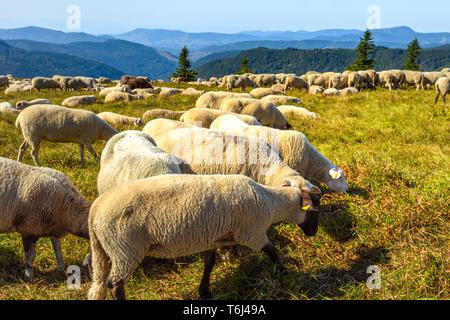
[237,58,252,75]
[347,29,376,71]
[172,46,198,81]
[403,38,422,71]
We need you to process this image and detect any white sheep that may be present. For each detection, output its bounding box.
[97,112,145,127]
[277,105,319,119]
[435,77,450,104]
[249,88,284,99]
[182,87,205,97]
[261,95,301,105]
[62,95,98,108]
[180,108,262,128]
[209,115,348,192]
[142,109,185,121]
[16,99,52,110]
[104,92,144,103]
[99,85,132,97]
[31,77,61,91]
[308,85,325,95]
[0,102,20,116]
[195,91,253,109]
[220,98,290,129]
[159,87,184,96]
[0,157,91,281]
[87,174,320,300]
[16,105,118,166]
[339,87,359,95]
[323,88,341,96]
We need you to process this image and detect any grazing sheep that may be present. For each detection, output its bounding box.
[62,95,98,108]
[221,75,257,92]
[120,75,153,90]
[347,72,362,89]
[423,72,446,86]
[0,157,90,281]
[323,88,341,96]
[97,112,145,128]
[195,91,253,109]
[96,77,111,84]
[249,88,284,99]
[378,71,395,91]
[271,84,287,93]
[16,105,118,166]
[142,109,185,121]
[61,77,96,92]
[97,131,181,194]
[143,122,321,196]
[99,85,132,97]
[339,87,359,95]
[104,92,143,103]
[159,87,183,97]
[253,74,277,87]
[0,102,20,116]
[209,116,348,192]
[328,74,348,90]
[180,108,261,128]
[220,98,290,129]
[261,95,301,105]
[16,99,52,110]
[435,77,450,104]
[182,88,205,97]
[285,75,309,92]
[87,174,320,300]
[404,71,425,90]
[308,85,325,95]
[277,106,319,119]
[32,77,61,91]
[0,76,9,88]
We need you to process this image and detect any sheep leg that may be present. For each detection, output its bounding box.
[79,144,85,165]
[443,92,447,104]
[22,235,38,282]
[261,242,286,273]
[198,250,217,299]
[86,144,100,163]
[17,140,29,162]
[50,238,65,273]
[30,142,41,167]
[435,91,440,104]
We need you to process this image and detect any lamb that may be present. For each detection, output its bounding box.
[219,98,290,129]
[261,95,301,105]
[97,112,145,127]
[97,131,181,194]
[16,104,118,166]
[0,157,90,281]
[0,102,20,116]
[210,115,348,192]
[435,77,450,104]
[323,88,341,96]
[339,87,359,95]
[31,77,61,91]
[249,88,284,99]
[180,108,262,128]
[16,99,52,110]
[104,92,144,103]
[277,105,319,119]
[142,109,186,121]
[142,121,321,196]
[62,95,98,108]
[120,75,153,90]
[195,91,253,109]
[285,75,309,92]
[99,85,132,97]
[87,174,320,300]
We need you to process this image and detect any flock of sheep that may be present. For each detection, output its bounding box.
[0,66,447,300]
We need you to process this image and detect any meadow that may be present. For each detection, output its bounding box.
[0,83,448,300]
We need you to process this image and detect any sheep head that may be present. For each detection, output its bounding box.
[325,167,349,192]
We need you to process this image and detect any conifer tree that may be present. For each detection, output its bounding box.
[347,29,376,71]
[403,38,422,71]
[172,46,198,81]
[237,58,252,74]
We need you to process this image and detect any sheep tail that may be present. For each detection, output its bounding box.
[87,228,110,300]
[15,115,21,129]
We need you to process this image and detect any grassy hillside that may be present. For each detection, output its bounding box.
[0,41,124,79]
[0,85,448,300]
[196,46,450,78]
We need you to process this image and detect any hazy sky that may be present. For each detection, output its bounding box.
[1,0,449,34]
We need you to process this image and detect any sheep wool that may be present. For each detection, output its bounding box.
[180,108,261,128]
[195,91,253,109]
[97,112,145,128]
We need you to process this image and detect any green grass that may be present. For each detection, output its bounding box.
[0,84,448,300]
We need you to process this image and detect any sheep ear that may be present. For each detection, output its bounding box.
[311,186,322,195]
[281,179,293,187]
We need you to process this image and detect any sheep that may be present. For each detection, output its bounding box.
[323,88,341,96]
[328,74,348,90]
[0,75,9,88]
[120,75,153,90]
[142,109,185,121]
[404,71,425,90]
[159,87,183,97]
[308,85,325,95]
[195,91,253,109]
[339,87,359,95]
[249,88,284,99]
[388,70,407,89]
[219,98,290,129]
[16,104,118,166]
[271,84,287,93]
[5,84,32,95]
[285,75,309,92]
[209,116,348,192]
[180,108,262,128]
[277,105,319,119]
[132,88,160,95]
[261,95,301,105]
[221,75,257,92]
[276,73,296,84]
[378,71,395,91]
[142,122,321,195]
[347,72,361,89]
[97,112,145,128]
[97,131,181,195]
[182,88,205,97]
[99,85,132,97]
[96,77,111,84]
[0,157,90,281]
[104,92,144,103]
[423,72,446,86]
[0,102,20,116]
[253,74,277,87]
[441,68,450,73]
[61,77,96,92]
[16,99,52,110]
[87,173,320,300]
[62,95,98,108]
[435,77,450,104]
[31,77,61,91]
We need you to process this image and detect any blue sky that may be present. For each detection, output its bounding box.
[0,0,449,34]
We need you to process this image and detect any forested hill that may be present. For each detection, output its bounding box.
[196,45,450,78]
